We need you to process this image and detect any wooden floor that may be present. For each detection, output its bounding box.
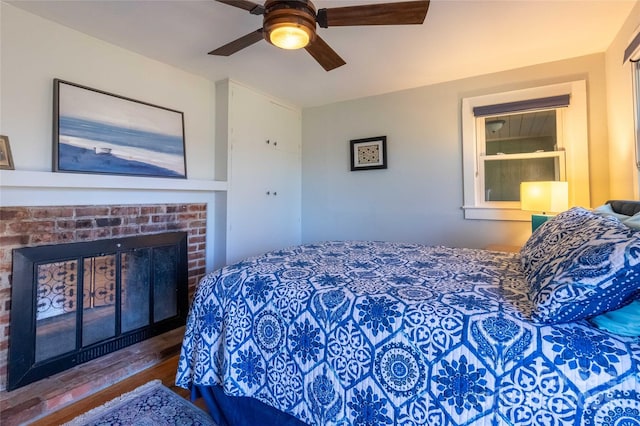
[29,354,208,425]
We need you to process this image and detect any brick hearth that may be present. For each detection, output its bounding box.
[0,327,184,426]
[0,203,207,424]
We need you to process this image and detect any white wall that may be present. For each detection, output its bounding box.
[606,1,640,200]
[0,3,224,270]
[302,54,610,249]
[0,2,625,260]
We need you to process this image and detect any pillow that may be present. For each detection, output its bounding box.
[592,203,640,230]
[520,207,640,324]
[590,300,640,336]
[520,207,614,278]
[622,213,640,230]
[592,203,630,221]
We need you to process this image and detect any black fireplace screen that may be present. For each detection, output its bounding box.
[8,232,188,391]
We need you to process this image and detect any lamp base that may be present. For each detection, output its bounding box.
[531,214,552,232]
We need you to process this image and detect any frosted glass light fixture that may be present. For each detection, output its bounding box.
[269,25,312,50]
[486,119,505,133]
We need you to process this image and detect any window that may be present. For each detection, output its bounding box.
[462,80,590,221]
[624,31,640,184]
[634,60,640,169]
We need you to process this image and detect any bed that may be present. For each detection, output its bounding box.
[176,201,640,425]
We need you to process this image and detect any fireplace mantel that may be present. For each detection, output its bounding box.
[0,170,227,192]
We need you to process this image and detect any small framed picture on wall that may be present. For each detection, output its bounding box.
[0,135,15,170]
[350,136,387,171]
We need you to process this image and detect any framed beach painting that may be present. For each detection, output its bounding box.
[53,79,186,178]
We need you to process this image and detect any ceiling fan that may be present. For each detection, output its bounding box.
[209,0,430,71]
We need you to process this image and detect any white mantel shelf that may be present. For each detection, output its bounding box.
[0,170,227,192]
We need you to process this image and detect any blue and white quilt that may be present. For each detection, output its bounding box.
[176,241,640,425]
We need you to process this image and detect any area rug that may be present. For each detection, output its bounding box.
[62,380,217,426]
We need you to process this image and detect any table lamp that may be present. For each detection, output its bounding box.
[520,181,569,231]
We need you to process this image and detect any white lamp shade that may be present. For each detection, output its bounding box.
[520,181,568,213]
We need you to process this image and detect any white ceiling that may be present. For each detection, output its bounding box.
[8,0,637,108]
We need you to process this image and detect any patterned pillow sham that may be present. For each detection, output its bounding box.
[520,207,640,324]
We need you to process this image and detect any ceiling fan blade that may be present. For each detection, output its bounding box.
[317,0,429,28]
[208,29,264,56]
[305,35,346,71]
[215,0,265,15]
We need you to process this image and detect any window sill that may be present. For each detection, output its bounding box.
[462,206,532,221]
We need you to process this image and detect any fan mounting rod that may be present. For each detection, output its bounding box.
[263,0,317,49]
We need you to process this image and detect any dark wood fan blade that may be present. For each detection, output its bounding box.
[215,0,264,15]
[317,1,429,28]
[208,29,264,56]
[305,35,346,71]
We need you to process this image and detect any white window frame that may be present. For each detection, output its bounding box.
[633,60,640,170]
[462,80,590,221]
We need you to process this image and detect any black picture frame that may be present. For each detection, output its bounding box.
[53,79,187,178]
[0,135,15,170]
[350,136,387,171]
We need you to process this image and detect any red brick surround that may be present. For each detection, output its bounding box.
[0,203,207,393]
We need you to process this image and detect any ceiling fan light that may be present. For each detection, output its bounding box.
[269,25,311,50]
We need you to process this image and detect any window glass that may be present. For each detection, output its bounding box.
[480,109,563,203]
[484,110,556,155]
[485,158,562,201]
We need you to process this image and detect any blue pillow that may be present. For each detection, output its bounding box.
[592,203,630,221]
[590,300,640,336]
[592,203,640,230]
[623,213,640,230]
[520,207,640,324]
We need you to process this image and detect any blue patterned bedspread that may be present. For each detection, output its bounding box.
[176,241,640,425]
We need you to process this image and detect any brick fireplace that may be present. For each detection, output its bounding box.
[0,203,207,423]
